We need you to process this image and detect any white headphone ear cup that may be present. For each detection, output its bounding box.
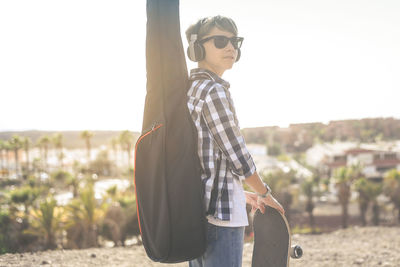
[188,34,199,62]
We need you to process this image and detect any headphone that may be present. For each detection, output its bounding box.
[187,19,241,63]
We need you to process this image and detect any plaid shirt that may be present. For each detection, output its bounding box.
[187,68,256,221]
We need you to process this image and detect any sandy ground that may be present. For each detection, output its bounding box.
[0,227,399,267]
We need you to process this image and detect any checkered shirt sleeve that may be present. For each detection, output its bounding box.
[203,85,256,178]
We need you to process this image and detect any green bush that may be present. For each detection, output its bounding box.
[0,178,21,188]
[0,211,12,254]
[51,170,73,183]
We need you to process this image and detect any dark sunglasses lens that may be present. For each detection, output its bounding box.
[235,38,243,49]
[213,36,243,49]
[213,36,229,48]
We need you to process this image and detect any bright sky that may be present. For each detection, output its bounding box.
[1,0,399,132]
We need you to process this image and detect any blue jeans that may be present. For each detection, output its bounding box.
[189,223,245,267]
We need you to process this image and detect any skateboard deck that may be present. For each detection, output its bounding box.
[252,207,302,267]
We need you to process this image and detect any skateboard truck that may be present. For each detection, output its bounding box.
[290,245,303,259]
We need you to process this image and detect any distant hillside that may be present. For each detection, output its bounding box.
[242,117,400,153]
[0,130,140,149]
[2,117,399,151]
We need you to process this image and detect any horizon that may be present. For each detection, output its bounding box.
[1,115,399,133]
[1,0,399,132]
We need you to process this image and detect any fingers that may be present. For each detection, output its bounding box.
[257,196,285,215]
[256,200,265,214]
[250,206,256,216]
[274,202,285,215]
[259,203,265,214]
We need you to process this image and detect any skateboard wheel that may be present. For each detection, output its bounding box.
[290,245,303,259]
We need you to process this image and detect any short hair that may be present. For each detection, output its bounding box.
[185,15,238,43]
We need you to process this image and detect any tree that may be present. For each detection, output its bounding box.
[110,137,119,175]
[64,183,103,248]
[0,208,37,254]
[301,177,317,231]
[52,133,64,170]
[354,177,382,226]
[37,136,51,173]
[100,187,139,247]
[383,169,400,223]
[370,182,383,226]
[354,177,369,226]
[51,170,73,189]
[0,139,6,177]
[0,210,15,253]
[25,197,62,250]
[119,131,134,169]
[333,166,360,228]
[9,135,23,178]
[80,131,93,167]
[3,141,12,176]
[90,150,112,176]
[10,186,39,217]
[262,169,296,222]
[66,175,80,198]
[267,143,281,156]
[22,137,32,176]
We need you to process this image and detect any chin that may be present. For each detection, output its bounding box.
[225,63,234,70]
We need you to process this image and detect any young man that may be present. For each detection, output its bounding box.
[186,16,284,267]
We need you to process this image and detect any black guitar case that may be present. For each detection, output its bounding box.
[134,0,206,263]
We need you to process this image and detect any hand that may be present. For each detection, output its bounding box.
[244,191,264,215]
[257,194,285,215]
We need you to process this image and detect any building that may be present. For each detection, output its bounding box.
[322,147,400,182]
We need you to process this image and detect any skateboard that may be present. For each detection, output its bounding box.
[252,207,303,267]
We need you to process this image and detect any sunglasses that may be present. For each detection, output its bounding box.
[199,35,244,49]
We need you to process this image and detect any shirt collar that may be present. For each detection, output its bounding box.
[189,68,230,89]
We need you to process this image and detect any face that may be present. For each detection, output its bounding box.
[199,27,238,77]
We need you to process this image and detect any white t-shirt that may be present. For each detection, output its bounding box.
[207,178,248,227]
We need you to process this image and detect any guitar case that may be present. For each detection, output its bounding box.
[134,0,207,263]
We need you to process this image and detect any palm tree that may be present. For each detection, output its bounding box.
[110,137,119,176]
[37,136,51,173]
[66,175,80,198]
[354,177,369,226]
[22,136,32,174]
[25,197,62,249]
[354,176,382,226]
[334,166,358,228]
[22,137,32,175]
[51,170,73,189]
[354,177,384,226]
[100,188,140,246]
[0,139,5,177]
[119,131,134,169]
[301,178,316,231]
[105,185,118,202]
[9,135,23,178]
[64,183,102,248]
[383,169,400,223]
[369,182,382,226]
[10,186,39,217]
[80,131,93,168]
[3,141,11,175]
[52,133,64,170]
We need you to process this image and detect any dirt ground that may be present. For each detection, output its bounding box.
[1,226,399,267]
